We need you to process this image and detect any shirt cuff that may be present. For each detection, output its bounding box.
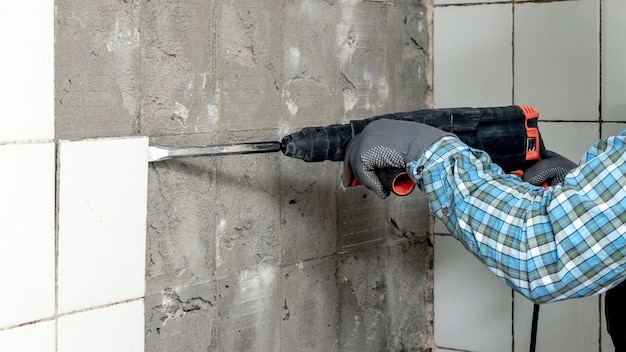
[407,135,468,183]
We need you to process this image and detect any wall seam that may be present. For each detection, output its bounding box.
[434,0,577,8]
[599,0,603,138]
[598,2,603,351]
[511,2,516,351]
[54,141,60,352]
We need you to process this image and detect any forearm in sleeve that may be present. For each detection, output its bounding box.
[408,135,626,303]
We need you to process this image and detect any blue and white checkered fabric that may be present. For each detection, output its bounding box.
[409,132,626,303]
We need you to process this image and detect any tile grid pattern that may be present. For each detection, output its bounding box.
[433,0,622,351]
[0,3,147,352]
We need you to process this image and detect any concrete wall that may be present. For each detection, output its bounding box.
[55,1,435,351]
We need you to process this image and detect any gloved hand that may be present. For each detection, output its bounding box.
[343,118,453,198]
[522,150,577,187]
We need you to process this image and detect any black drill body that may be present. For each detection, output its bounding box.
[280,105,546,173]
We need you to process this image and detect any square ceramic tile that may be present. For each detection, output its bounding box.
[58,300,144,352]
[514,1,599,121]
[0,3,54,142]
[0,143,55,328]
[601,1,626,122]
[434,220,450,235]
[434,4,513,107]
[434,236,512,351]
[514,293,600,352]
[0,320,55,352]
[58,137,148,313]
[602,122,626,138]
[537,122,599,164]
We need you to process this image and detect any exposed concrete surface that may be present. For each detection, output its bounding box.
[55,0,434,351]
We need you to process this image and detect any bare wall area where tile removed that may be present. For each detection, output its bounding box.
[55,1,435,351]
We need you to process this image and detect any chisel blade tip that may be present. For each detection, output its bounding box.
[148,146,169,162]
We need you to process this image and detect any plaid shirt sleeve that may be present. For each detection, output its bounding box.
[408,132,626,303]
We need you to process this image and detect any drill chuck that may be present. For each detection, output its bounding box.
[281,124,354,162]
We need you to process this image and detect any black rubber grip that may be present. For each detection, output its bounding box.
[376,168,415,196]
[281,124,353,162]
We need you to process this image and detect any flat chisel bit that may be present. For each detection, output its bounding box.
[148,141,282,162]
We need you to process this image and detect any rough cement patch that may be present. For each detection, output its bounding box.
[145,283,217,352]
[281,0,341,127]
[337,238,434,352]
[338,247,390,352]
[146,155,217,293]
[385,242,435,351]
[387,190,433,243]
[279,159,338,265]
[217,265,281,351]
[140,0,218,136]
[55,0,141,139]
[214,151,281,279]
[337,187,387,252]
[279,257,338,352]
[56,0,434,351]
[216,0,282,132]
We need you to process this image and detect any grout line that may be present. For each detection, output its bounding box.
[598,0,603,138]
[213,2,223,349]
[54,141,60,352]
[0,298,145,333]
[540,120,610,123]
[511,0,516,105]
[433,0,513,7]
[427,1,435,108]
[0,139,55,146]
[53,3,61,351]
[433,345,472,352]
[434,0,576,8]
[435,1,513,7]
[599,295,603,352]
[511,289,515,352]
[277,0,285,278]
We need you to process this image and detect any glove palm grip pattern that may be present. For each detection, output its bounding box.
[361,146,405,196]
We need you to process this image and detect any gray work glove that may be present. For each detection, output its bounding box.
[343,118,453,198]
[522,150,577,187]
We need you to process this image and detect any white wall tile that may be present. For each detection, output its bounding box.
[434,236,512,351]
[0,320,55,352]
[0,2,54,142]
[514,1,599,121]
[433,1,610,351]
[601,1,626,122]
[58,137,148,313]
[58,300,144,352]
[537,122,599,164]
[0,143,55,328]
[514,294,600,352]
[602,122,626,139]
[433,4,512,107]
[433,220,450,235]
